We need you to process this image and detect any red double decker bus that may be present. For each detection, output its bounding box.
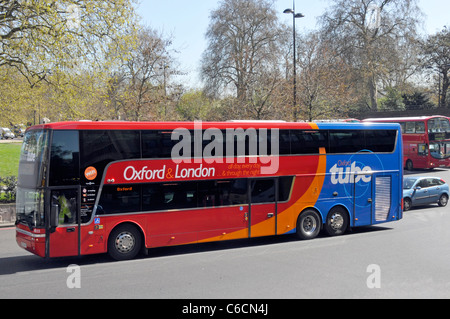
[364,116,450,170]
[16,121,403,260]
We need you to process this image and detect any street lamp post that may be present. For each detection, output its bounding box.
[284,1,304,121]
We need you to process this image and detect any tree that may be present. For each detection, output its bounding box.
[105,71,129,120]
[421,27,450,108]
[176,90,214,121]
[201,0,282,103]
[123,27,177,121]
[402,91,434,110]
[379,86,405,110]
[319,0,422,111]
[0,0,138,87]
[245,70,283,120]
[296,33,357,121]
[0,67,40,126]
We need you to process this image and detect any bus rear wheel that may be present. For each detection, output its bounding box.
[324,207,349,237]
[108,224,142,261]
[296,209,321,240]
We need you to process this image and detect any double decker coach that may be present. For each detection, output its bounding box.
[16,121,403,260]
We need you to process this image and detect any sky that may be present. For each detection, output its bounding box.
[136,0,450,89]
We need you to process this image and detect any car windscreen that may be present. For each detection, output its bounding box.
[403,178,418,190]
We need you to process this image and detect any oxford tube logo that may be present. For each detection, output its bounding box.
[329,161,372,185]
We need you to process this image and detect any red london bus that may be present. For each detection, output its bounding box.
[16,121,403,260]
[364,116,450,170]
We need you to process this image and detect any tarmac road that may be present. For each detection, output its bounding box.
[1,169,449,300]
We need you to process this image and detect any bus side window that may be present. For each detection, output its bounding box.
[364,130,394,153]
[251,179,275,204]
[279,177,294,202]
[405,122,416,134]
[198,181,216,208]
[328,131,365,153]
[416,122,425,134]
[49,131,80,186]
[97,185,140,215]
[290,130,327,154]
[80,130,140,184]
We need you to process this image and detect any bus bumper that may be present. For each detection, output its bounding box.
[16,225,46,257]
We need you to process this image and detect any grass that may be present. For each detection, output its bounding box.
[0,143,22,178]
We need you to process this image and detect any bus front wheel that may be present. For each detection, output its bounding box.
[108,224,142,261]
[406,160,414,171]
[296,209,321,240]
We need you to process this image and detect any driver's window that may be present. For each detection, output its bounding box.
[52,190,78,225]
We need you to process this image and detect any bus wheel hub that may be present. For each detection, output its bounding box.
[115,232,135,253]
[330,214,344,230]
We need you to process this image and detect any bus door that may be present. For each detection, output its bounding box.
[47,187,80,258]
[416,143,429,169]
[354,173,395,226]
[353,172,373,227]
[249,178,277,238]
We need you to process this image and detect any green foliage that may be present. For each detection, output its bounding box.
[0,176,17,203]
[0,0,139,126]
[0,144,21,177]
[421,27,450,107]
[379,87,405,111]
[1,0,139,86]
[0,144,21,202]
[402,91,434,110]
[176,90,215,121]
[0,0,446,124]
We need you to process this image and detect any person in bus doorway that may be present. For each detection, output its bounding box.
[56,194,74,225]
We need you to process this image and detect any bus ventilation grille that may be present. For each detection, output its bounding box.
[375,176,392,222]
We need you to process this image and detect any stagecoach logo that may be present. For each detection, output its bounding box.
[329,161,372,185]
[84,167,98,181]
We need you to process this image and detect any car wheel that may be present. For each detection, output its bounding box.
[404,198,412,211]
[438,194,448,207]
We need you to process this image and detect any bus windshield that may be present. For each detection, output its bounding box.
[16,130,49,229]
[430,142,450,159]
[428,118,450,159]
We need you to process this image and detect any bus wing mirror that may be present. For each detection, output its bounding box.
[50,204,59,229]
